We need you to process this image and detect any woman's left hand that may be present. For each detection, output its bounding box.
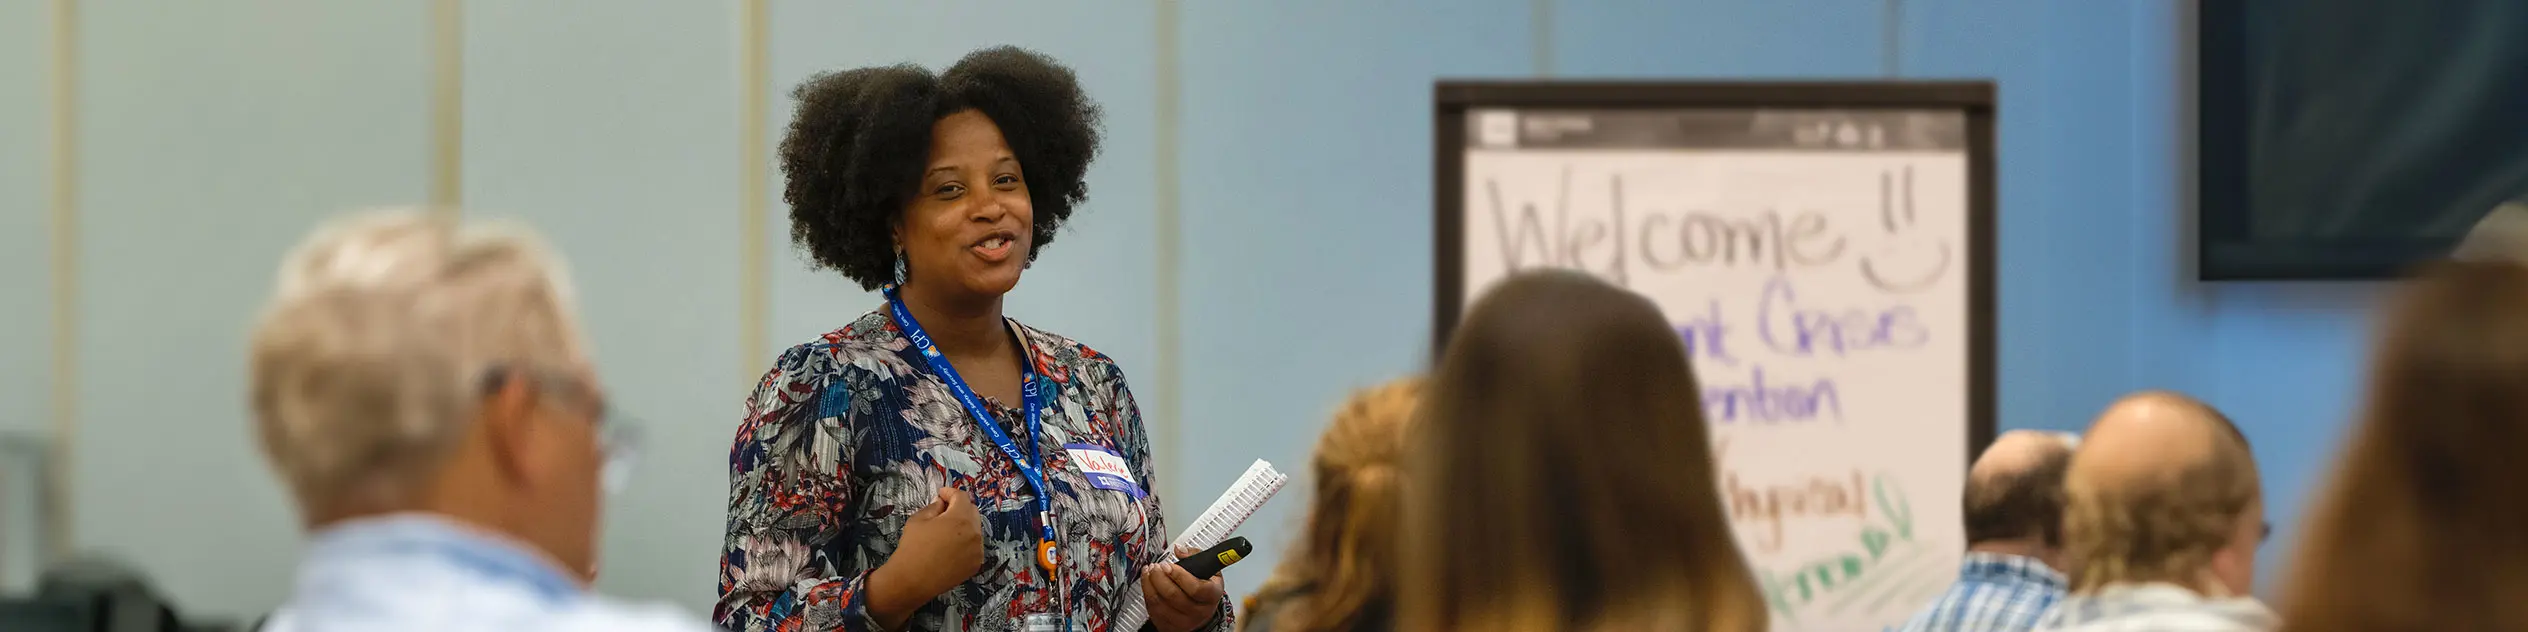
[1141,546,1226,632]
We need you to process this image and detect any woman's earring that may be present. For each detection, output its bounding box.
[892,249,909,286]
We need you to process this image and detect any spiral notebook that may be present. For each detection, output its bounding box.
[1115,459,1287,630]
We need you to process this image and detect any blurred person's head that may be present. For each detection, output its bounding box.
[1243,379,1421,632]
[2062,391,2263,597]
[2278,260,2528,630]
[1401,270,1764,632]
[249,209,613,584]
[2450,201,2528,262]
[1963,430,2079,570]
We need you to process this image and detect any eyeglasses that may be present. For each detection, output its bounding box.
[481,366,645,496]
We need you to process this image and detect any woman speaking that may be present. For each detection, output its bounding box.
[717,47,1229,632]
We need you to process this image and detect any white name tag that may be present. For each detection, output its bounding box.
[1064,443,1145,500]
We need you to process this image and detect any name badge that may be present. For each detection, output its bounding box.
[1022,613,1066,632]
[1064,443,1145,500]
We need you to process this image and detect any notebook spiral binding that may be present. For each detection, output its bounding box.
[1113,459,1286,630]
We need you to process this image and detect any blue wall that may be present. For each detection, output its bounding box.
[461,0,745,604]
[66,0,435,611]
[1175,0,2375,593]
[1900,0,2376,589]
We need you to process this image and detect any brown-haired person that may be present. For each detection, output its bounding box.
[1399,270,1766,632]
[1897,430,2079,632]
[2034,391,2274,631]
[2276,261,2528,631]
[1241,380,1421,632]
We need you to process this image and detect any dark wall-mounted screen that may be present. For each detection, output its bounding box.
[2199,0,2528,279]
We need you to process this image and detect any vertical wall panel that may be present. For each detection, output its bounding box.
[1175,0,1535,590]
[71,0,433,617]
[0,0,58,595]
[460,0,743,610]
[0,0,50,442]
[1902,0,2082,430]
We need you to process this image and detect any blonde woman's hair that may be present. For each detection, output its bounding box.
[1242,379,1421,632]
[249,209,585,517]
[1402,270,1766,632]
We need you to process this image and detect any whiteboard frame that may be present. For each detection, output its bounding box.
[1431,80,2000,463]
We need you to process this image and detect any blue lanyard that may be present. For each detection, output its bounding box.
[883,288,1059,565]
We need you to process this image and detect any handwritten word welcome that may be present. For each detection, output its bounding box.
[1486,170,1847,285]
[1482,163,1954,298]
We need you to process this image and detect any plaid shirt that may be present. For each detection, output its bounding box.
[1894,552,2067,632]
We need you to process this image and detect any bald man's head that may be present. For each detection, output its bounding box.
[2077,392,2251,489]
[2452,201,2528,262]
[2062,391,2265,596]
[1963,430,2079,549]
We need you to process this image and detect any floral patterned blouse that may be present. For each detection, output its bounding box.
[717,307,1232,632]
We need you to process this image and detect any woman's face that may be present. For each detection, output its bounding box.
[897,109,1033,300]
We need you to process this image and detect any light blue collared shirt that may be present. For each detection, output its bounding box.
[1895,551,2068,632]
[261,513,713,632]
[2033,582,2277,632]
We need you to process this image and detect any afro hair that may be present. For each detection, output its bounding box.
[780,46,1104,290]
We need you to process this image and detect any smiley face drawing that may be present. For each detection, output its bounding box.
[1861,165,1952,293]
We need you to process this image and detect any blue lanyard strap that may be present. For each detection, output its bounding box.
[883,288,1057,550]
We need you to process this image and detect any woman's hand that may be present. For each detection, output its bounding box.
[1141,545,1227,632]
[869,487,984,630]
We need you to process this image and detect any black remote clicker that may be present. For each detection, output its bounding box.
[1175,536,1253,580]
